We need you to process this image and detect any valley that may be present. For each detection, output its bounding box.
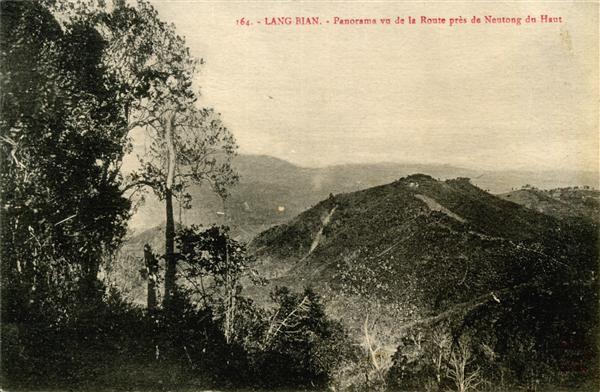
[109,158,598,391]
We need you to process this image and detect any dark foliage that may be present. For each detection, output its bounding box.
[1,0,131,320]
[1,283,354,390]
[247,287,355,389]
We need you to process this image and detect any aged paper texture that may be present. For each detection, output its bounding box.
[1,0,598,390]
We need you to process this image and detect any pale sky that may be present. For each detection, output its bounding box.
[146,0,598,172]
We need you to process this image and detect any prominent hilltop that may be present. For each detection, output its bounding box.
[252,174,595,296]
[116,172,598,309]
[111,173,598,378]
[250,175,597,346]
[115,168,598,322]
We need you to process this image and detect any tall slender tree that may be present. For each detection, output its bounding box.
[84,0,239,305]
[15,0,238,307]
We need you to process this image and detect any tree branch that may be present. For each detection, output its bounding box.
[121,179,159,194]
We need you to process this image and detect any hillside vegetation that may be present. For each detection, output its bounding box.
[109,172,599,389]
[252,174,595,294]
[250,174,598,389]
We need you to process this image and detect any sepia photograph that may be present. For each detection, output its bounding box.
[1,0,598,391]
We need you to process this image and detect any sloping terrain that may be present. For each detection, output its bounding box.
[498,187,599,223]
[110,173,598,377]
[252,175,595,296]
[250,175,598,346]
[116,159,598,316]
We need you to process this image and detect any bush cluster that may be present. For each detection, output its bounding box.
[1,283,355,390]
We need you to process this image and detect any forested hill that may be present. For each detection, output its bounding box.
[113,173,598,387]
[250,174,597,320]
[248,175,598,382]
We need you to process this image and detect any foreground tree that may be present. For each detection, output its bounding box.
[0,0,131,316]
[84,0,238,305]
[44,0,238,304]
[127,107,238,306]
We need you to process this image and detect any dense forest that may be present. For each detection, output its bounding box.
[0,1,351,389]
[1,1,598,391]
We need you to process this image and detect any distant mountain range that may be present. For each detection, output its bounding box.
[128,154,599,241]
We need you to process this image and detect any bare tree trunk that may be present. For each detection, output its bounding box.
[144,244,158,310]
[164,188,175,304]
[163,112,177,306]
[220,196,235,343]
[223,239,234,344]
[225,284,236,344]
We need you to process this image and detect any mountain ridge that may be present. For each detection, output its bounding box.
[128,154,598,240]
[250,174,596,307]
[244,174,597,375]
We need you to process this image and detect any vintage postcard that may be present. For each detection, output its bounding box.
[1,0,598,391]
